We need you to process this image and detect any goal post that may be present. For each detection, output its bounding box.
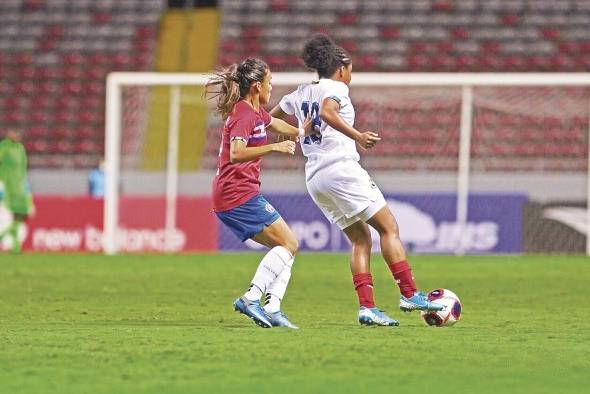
[104,72,590,255]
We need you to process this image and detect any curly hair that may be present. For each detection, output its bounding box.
[205,58,269,119]
[301,34,351,78]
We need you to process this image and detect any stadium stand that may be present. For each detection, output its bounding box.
[218,0,590,73]
[1,0,588,171]
[0,0,162,168]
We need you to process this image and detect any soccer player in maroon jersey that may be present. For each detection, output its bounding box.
[206,58,311,329]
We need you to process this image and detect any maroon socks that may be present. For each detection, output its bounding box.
[387,260,417,298]
[353,273,375,308]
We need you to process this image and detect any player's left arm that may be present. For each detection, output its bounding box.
[267,115,313,137]
[320,98,381,149]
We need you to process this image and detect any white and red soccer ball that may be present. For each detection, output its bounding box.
[420,288,462,327]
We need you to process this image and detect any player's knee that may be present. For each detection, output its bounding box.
[352,235,372,252]
[380,222,400,238]
[283,238,299,257]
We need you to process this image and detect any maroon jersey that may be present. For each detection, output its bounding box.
[212,100,272,212]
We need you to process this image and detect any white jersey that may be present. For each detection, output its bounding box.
[279,78,359,180]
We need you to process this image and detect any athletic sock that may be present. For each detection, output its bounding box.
[244,246,293,301]
[9,221,21,254]
[0,226,8,241]
[263,256,294,313]
[244,283,264,301]
[353,273,375,308]
[387,260,417,298]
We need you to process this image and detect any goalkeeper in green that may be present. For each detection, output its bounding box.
[0,129,34,254]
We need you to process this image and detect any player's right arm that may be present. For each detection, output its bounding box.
[269,105,288,120]
[320,98,381,150]
[228,105,296,163]
[229,138,295,163]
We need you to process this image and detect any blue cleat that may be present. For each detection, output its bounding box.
[265,311,299,329]
[358,307,399,327]
[233,297,272,328]
[400,291,444,312]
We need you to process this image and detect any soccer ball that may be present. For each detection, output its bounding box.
[420,288,462,327]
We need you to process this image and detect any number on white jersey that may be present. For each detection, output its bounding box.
[301,101,322,145]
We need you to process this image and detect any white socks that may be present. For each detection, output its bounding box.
[263,265,292,313]
[244,246,294,302]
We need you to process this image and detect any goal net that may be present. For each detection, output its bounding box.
[105,73,590,255]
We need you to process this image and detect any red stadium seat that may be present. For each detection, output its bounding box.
[53,128,71,139]
[265,55,287,69]
[63,81,83,95]
[56,111,76,124]
[338,13,357,25]
[541,28,560,40]
[28,139,49,154]
[504,55,527,71]
[2,97,20,110]
[550,55,575,71]
[23,0,44,11]
[528,55,551,70]
[30,111,52,124]
[55,95,78,110]
[501,14,520,26]
[92,12,112,25]
[80,95,103,110]
[136,26,156,39]
[16,66,36,79]
[75,139,101,154]
[15,81,35,95]
[62,67,83,80]
[27,126,50,139]
[56,140,74,154]
[111,54,133,70]
[135,39,153,53]
[558,42,577,54]
[81,82,104,96]
[74,126,97,140]
[88,54,109,66]
[380,27,400,39]
[62,53,85,67]
[243,26,262,40]
[451,27,469,40]
[36,66,59,80]
[78,111,101,124]
[357,55,378,71]
[39,38,58,52]
[45,25,64,38]
[270,0,289,12]
[15,53,33,66]
[432,1,454,12]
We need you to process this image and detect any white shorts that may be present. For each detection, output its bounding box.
[306,159,387,230]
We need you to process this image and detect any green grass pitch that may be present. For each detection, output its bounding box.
[0,253,588,394]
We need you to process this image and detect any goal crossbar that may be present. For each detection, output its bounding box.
[104,72,590,255]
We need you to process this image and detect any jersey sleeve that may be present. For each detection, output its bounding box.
[322,81,349,107]
[228,107,256,142]
[279,90,298,116]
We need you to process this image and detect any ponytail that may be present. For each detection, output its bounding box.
[205,58,269,119]
[205,64,241,120]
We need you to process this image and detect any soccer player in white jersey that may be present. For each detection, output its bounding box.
[271,34,443,327]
